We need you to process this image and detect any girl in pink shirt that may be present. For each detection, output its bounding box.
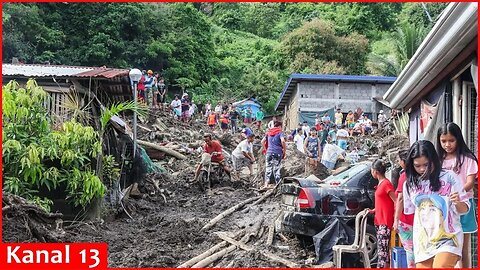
[437,122,478,268]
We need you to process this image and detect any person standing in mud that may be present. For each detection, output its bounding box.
[194,134,231,181]
[180,93,190,122]
[261,121,286,189]
[232,134,256,179]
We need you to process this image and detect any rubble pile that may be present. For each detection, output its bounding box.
[2,108,411,268]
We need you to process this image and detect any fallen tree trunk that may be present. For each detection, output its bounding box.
[201,196,261,231]
[137,140,186,160]
[191,234,250,268]
[177,230,245,268]
[215,232,299,268]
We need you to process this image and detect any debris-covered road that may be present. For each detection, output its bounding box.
[2,109,408,268]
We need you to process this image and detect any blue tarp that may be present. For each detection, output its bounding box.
[234,98,262,118]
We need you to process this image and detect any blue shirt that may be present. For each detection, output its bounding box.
[267,132,284,155]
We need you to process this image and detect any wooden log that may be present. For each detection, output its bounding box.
[137,140,186,160]
[138,124,152,132]
[177,230,244,268]
[201,196,261,231]
[267,210,283,246]
[191,234,250,268]
[215,232,298,268]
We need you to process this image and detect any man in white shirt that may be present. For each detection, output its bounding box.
[361,115,372,135]
[293,128,305,153]
[377,110,387,128]
[231,134,255,178]
[170,95,181,119]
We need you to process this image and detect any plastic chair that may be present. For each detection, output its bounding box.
[332,209,371,268]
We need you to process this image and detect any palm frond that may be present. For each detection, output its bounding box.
[100,101,148,131]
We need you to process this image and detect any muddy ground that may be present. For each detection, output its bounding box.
[2,109,408,268]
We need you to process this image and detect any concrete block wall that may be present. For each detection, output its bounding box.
[282,81,394,128]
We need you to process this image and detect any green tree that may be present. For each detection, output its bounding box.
[280,19,369,75]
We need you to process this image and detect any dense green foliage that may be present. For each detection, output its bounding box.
[3,2,449,113]
[2,80,106,210]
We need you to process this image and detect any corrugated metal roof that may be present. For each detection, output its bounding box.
[75,68,129,79]
[275,73,397,111]
[2,63,128,79]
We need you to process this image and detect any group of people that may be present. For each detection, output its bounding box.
[194,117,478,268]
[134,70,167,109]
[370,122,477,268]
[205,103,265,134]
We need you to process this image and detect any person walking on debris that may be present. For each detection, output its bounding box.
[335,108,343,126]
[214,103,222,116]
[393,149,415,268]
[303,129,321,174]
[220,111,229,133]
[144,70,155,107]
[293,127,305,153]
[377,110,387,128]
[180,93,190,122]
[314,114,322,131]
[170,95,181,119]
[207,112,217,130]
[137,70,146,103]
[321,112,331,127]
[189,100,197,120]
[157,78,167,110]
[327,125,337,144]
[261,121,286,190]
[403,140,469,268]
[229,106,240,134]
[301,121,310,138]
[232,134,255,179]
[346,110,355,130]
[255,109,264,131]
[436,122,478,268]
[194,134,231,181]
[368,159,396,268]
[336,124,349,150]
[205,101,212,117]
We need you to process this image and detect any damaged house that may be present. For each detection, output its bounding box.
[383,2,478,266]
[275,74,396,131]
[383,2,478,153]
[2,63,133,127]
[2,63,141,217]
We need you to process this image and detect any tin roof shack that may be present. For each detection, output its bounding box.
[275,74,396,131]
[2,64,135,220]
[383,2,478,153]
[2,63,132,129]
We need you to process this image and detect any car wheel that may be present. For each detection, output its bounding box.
[365,225,378,266]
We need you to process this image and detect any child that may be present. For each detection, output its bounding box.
[303,129,320,174]
[436,122,478,268]
[369,159,395,268]
[392,149,415,268]
[404,140,469,268]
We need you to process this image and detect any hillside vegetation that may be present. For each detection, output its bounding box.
[2,2,447,112]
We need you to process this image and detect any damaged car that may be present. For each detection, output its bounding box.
[278,161,379,266]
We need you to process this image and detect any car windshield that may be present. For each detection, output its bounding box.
[323,163,369,186]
